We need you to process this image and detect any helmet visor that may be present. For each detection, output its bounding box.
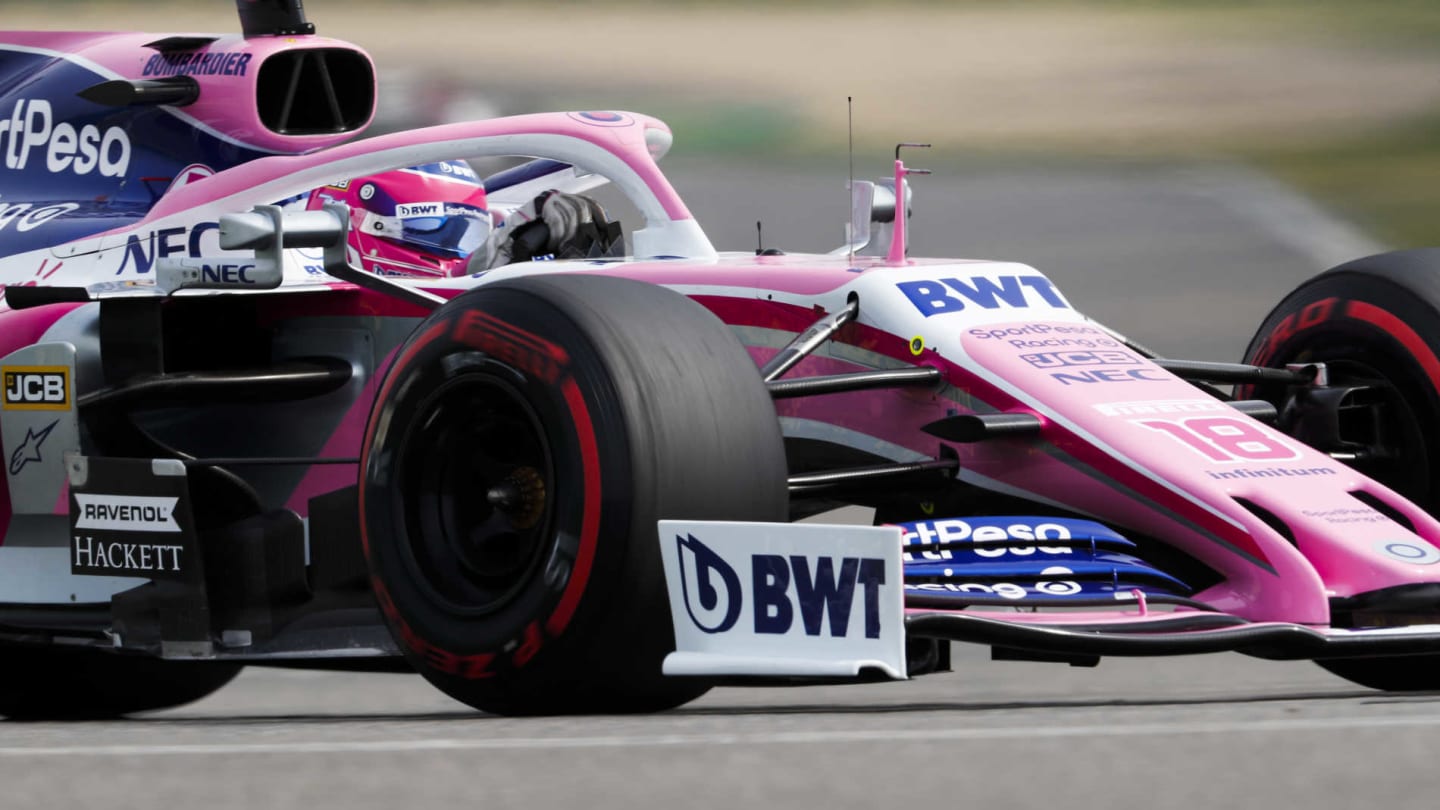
[362,202,492,259]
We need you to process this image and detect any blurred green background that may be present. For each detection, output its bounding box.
[8,0,1440,247]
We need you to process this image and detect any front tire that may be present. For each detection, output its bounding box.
[1244,249,1440,512]
[1245,249,1440,691]
[361,274,787,715]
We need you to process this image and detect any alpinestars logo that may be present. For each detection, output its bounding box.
[676,534,742,634]
[8,419,56,475]
[0,100,132,178]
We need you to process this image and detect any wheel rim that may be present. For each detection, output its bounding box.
[1305,356,1432,506]
[396,373,555,614]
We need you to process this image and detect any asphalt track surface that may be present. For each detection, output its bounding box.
[661,155,1384,363]
[3,163,1425,809]
[4,653,1435,810]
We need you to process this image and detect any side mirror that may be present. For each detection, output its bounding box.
[156,204,348,293]
[829,178,911,258]
[156,201,444,310]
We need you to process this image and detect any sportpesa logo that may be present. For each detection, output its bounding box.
[0,99,131,178]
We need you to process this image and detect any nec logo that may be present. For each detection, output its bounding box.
[200,263,256,284]
[675,534,886,639]
[2,367,69,410]
[897,275,1068,317]
[1052,368,1168,385]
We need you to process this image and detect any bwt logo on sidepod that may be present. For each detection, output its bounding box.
[897,275,1068,317]
[674,534,887,639]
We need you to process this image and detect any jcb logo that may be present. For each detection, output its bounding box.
[2,367,69,410]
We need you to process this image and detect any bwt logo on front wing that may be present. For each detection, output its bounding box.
[2,366,69,410]
[897,275,1068,317]
[675,534,886,638]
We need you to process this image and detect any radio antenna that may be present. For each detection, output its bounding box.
[847,96,855,263]
[756,220,764,255]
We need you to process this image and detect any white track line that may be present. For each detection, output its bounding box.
[4,713,1440,757]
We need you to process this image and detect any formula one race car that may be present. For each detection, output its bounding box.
[5,0,1440,718]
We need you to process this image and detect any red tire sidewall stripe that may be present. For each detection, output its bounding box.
[1344,299,1440,394]
[546,376,601,637]
[358,317,453,559]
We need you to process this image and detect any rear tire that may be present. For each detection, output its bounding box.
[1245,249,1440,691]
[360,275,787,715]
[0,647,241,719]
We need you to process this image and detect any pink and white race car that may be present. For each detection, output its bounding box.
[3,0,1440,717]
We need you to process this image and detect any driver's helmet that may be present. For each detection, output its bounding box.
[306,161,491,278]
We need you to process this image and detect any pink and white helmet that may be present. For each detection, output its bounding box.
[307,161,491,278]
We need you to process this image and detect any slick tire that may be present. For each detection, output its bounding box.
[0,646,241,719]
[1243,248,1440,512]
[1245,249,1440,691]
[360,274,788,715]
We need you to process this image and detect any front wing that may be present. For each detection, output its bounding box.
[658,520,1440,680]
